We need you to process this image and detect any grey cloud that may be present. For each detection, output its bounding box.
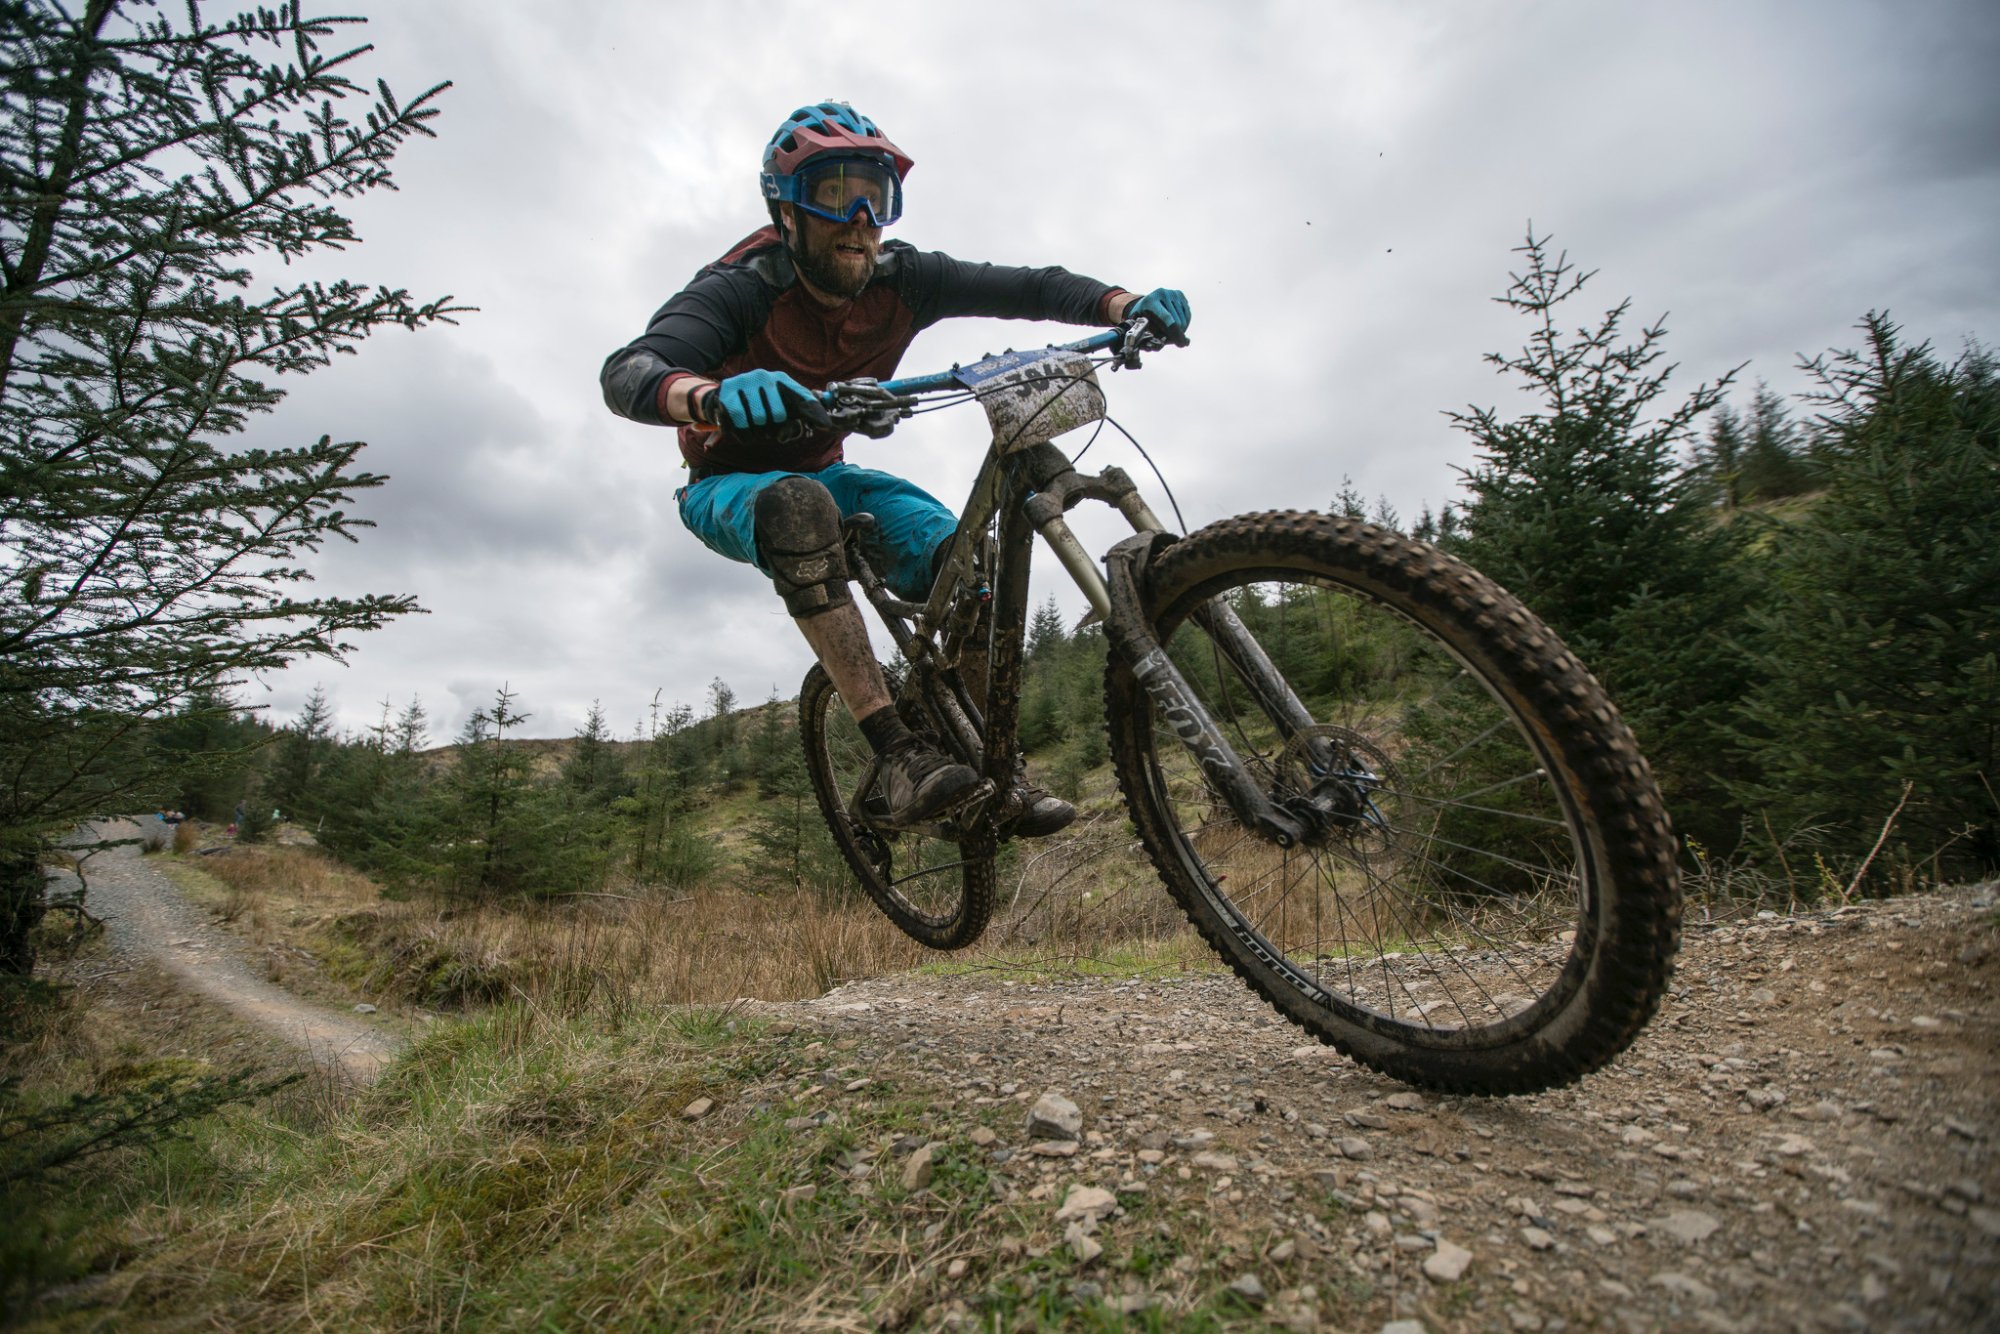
[249,0,1999,739]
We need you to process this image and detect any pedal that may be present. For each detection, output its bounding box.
[865,778,996,836]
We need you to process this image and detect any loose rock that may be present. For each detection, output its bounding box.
[1054,1185,1119,1225]
[1656,1210,1720,1244]
[1027,1092,1083,1140]
[1226,1273,1268,1308]
[1422,1239,1473,1283]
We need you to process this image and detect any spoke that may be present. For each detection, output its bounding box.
[889,859,976,889]
[1404,714,1511,785]
[1387,785,1571,829]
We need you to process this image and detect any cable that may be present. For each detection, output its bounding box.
[1104,415,1186,534]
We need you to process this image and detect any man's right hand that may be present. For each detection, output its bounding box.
[700,369,833,434]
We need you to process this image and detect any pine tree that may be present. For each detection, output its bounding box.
[443,687,544,896]
[749,689,795,796]
[1027,596,1068,662]
[148,685,265,820]
[266,686,335,823]
[561,701,625,803]
[1447,229,1753,844]
[1732,316,2000,879]
[0,3,456,973]
[1735,382,1815,503]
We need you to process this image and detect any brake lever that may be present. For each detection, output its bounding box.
[1112,317,1175,369]
[823,377,915,439]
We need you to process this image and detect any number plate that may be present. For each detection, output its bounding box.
[955,349,1106,453]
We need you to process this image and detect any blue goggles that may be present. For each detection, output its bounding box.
[762,155,903,227]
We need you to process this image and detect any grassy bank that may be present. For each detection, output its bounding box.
[9,978,1272,1331]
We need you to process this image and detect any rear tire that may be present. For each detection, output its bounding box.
[799,664,996,950]
[1104,512,1680,1094]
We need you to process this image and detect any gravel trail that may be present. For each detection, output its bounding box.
[764,886,2000,1332]
[65,820,400,1082]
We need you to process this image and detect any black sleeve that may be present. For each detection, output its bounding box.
[599,266,769,426]
[895,246,1120,332]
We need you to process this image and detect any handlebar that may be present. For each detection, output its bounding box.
[817,317,1179,438]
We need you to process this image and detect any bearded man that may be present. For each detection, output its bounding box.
[602,101,1190,831]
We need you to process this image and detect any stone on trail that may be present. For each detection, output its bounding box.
[1028,1092,1084,1140]
[1386,1092,1426,1111]
[1650,1272,1719,1306]
[1065,1222,1103,1264]
[1191,1151,1240,1172]
[1743,1085,1787,1111]
[1656,1209,1720,1244]
[1520,1226,1554,1251]
[1338,1136,1374,1160]
[1225,1273,1268,1308]
[1381,1322,1429,1334]
[1054,1184,1119,1225]
[901,1144,935,1192]
[681,1097,714,1121]
[969,1126,998,1147]
[1422,1239,1473,1283]
[352,1003,377,1014]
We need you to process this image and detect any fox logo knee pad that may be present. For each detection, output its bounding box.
[754,476,852,618]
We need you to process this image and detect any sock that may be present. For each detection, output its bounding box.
[858,707,917,757]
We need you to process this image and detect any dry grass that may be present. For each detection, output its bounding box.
[179,843,937,1015]
[171,788,1221,1021]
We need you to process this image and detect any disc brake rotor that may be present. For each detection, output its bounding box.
[1275,724,1402,860]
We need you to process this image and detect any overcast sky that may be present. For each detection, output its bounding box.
[243,0,2000,744]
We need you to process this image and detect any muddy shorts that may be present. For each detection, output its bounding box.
[675,462,957,602]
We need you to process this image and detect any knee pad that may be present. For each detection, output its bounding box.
[754,476,852,619]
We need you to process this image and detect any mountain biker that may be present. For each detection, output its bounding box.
[601,101,1191,834]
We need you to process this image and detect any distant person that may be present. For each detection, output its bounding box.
[602,101,1189,831]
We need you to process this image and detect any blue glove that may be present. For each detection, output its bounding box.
[1127,288,1191,343]
[706,369,832,432]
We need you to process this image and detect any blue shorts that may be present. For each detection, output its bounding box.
[676,462,958,602]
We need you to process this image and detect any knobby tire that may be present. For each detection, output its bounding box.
[1104,512,1681,1095]
[799,664,997,950]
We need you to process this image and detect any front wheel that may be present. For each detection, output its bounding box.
[1105,512,1680,1095]
[798,664,996,950]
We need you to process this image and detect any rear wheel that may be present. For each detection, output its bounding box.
[799,664,996,950]
[1105,512,1680,1094]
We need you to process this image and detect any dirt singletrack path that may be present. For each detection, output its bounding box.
[65,820,400,1083]
[763,886,2000,1331]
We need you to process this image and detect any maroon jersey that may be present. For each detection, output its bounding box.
[601,227,1126,475]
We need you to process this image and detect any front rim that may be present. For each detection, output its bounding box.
[1139,566,1600,1050]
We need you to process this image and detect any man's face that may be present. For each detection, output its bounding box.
[786,206,881,302]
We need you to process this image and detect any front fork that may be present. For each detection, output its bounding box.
[1014,446,1314,850]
